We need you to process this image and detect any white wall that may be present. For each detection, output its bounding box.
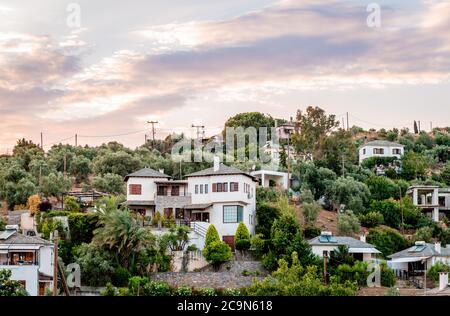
[188,174,257,239]
[0,265,39,296]
[126,177,168,201]
[39,246,54,277]
[359,145,404,164]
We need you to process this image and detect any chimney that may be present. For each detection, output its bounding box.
[5,225,18,232]
[159,169,165,175]
[360,235,366,243]
[435,242,442,254]
[214,156,220,172]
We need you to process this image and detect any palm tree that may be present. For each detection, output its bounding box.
[93,209,155,270]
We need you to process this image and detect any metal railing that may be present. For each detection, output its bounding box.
[190,221,210,238]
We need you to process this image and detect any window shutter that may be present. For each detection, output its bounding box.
[224,183,228,192]
[235,182,239,192]
[237,206,244,222]
[212,183,217,192]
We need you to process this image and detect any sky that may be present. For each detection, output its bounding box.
[0,0,449,153]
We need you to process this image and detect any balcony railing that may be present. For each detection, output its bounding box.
[155,192,191,197]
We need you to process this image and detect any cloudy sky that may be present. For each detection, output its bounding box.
[0,0,449,152]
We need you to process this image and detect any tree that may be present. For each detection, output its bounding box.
[92,173,125,194]
[203,241,232,268]
[413,121,419,134]
[302,202,321,226]
[367,226,410,258]
[40,172,73,199]
[365,176,400,201]
[4,179,37,210]
[27,194,41,216]
[369,199,401,229]
[321,130,357,174]
[337,211,361,235]
[325,177,370,212]
[256,203,281,239]
[359,211,384,228]
[162,225,190,251]
[235,223,251,251]
[92,151,142,177]
[223,112,275,136]
[93,209,155,269]
[412,227,433,243]
[401,151,428,180]
[0,269,28,296]
[74,243,115,287]
[441,162,450,185]
[291,106,339,157]
[64,196,81,213]
[69,155,91,183]
[293,162,336,200]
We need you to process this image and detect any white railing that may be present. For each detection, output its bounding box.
[190,221,211,238]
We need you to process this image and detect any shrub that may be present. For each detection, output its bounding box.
[303,225,321,239]
[64,196,81,213]
[337,211,361,235]
[0,218,6,231]
[235,223,251,251]
[203,241,232,267]
[175,286,193,296]
[152,212,162,227]
[428,262,450,282]
[200,288,217,297]
[112,267,131,287]
[381,263,396,287]
[204,224,220,247]
[359,212,384,228]
[386,287,401,296]
[412,227,433,243]
[68,213,99,245]
[221,288,241,296]
[370,199,402,229]
[250,234,266,259]
[299,189,314,204]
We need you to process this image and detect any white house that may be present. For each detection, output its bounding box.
[0,226,54,296]
[359,140,405,164]
[388,241,450,278]
[407,186,450,222]
[251,169,289,190]
[185,157,258,249]
[276,121,296,140]
[308,232,381,262]
[124,158,258,249]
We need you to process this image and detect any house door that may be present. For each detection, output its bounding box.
[39,282,47,296]
[223,236,235,251]
[164,208,173,218]
[201,213,210,222]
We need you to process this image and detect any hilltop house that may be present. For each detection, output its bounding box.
[124,157,257,249]
[308,232,381,262]
[359,140,405,164]
[250,169,290,190]
[388,241,450,278]
[407,186,450,222]
[0,226,54,296]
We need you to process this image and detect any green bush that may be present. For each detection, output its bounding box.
[303,225,321,239]
[68,213,99,245]
[302,202,321,225]
[255,203,281,239]
[250,234,266,259]
[412,227,433,243]
[359,212,384,228]
[112,267,131,287]
[381,263,396,287]
[203,241,232,267]
[428,262,450,282]
[337,211,361,235]
[64,196,81,213]
[0,218,6,231]
[235,222,251,251]
[175,285,193,296]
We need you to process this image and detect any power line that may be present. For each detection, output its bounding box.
[78,129,148,138]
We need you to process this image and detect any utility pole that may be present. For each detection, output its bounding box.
[192,124,205,140]
[418,121,421,132]
[323,252,328,286]
[342,155,346,177]
[75,134,78,147]
[346,112,349,131]
[342,117,345,129]
[287,132,292,190]
[53,230,59,296]
[63,154,67,177]
[147,121,159,147]
[40,132,43,149]
[399,186,404,234]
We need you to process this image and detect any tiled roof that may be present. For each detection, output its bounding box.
[183,203,213,210]
[0,231,52,246]
[388,243,450,259]
[123,200,155,206]
[308,236,378,249]
[124,168,170,181]
[185,163,255,180]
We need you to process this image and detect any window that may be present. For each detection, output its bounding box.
[392,148,401,155]
[212,183,217,192]
[373,148,384,155]
[205,184,209,194]
[363,149,366,155]
[223,205,244,223]
[195,185,199,194]
[171,186,180,196]
[200,184,203,194]
[217,183,223,192]
[129,184,142,195]
[175,208,184,219]
[223,183,228,192]
[230,182,239,192]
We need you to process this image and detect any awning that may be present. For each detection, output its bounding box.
[390,257,431,263]
[184,203,213,210]
[349,248,381,254]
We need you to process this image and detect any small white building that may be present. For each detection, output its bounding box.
[276,121,296,140]
[308,232,381,262]
[388,241,450,277]
[359,140,404,164]
[0,226,54,296]
[251,169,289,190]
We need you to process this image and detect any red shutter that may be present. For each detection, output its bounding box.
[129,184,142,195]
[212,183,217,192]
